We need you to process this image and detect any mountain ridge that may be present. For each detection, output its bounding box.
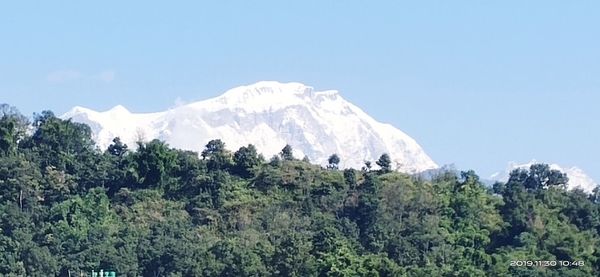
[61,81,438,173]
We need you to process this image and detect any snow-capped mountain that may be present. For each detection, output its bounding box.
[490,160,598,193]
[61,81,438,173]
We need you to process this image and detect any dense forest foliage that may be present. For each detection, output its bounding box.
[1,104,599,276]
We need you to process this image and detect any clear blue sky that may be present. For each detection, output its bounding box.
[1,1,598,181]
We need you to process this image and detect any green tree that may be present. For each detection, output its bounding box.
[327,154,340,170]
[280,144,294,161]
[343,169,357,189]
[355,174,381,250]
[106,137,128,157]
[0,155,43,212]
[376,154,392,173]
[302,155,311,163]
[26,111,97,172]
[272,232,316,276]
[362,161,372,172]
[23,111,105,195]
[443,171,502,275]
[128,139,178,190]
[0,104,28,156]
[202,139,233,171]
[45,188,119,275]
[210,238,269,276]
[233,144,261,178]
[0,202,58,275]
[524,163,568,191]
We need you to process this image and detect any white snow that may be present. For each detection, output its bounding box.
[490,160,598,193]
[60,81,438,173]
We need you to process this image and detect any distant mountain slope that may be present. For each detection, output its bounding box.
[61,81,438,173]
[490,160,598,193]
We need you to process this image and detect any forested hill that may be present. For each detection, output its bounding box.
[1,105,599,276]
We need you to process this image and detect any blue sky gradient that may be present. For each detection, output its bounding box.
[1,1,598,180]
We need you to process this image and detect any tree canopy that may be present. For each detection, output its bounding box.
[1,105,599,276]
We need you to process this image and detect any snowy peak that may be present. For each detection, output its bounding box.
[221,81,316,99]
[64,106,96,117]
[60,81,438,173]
[64,105,131,119]
[107,105,130,114]
[195,81,342,114]
[490,160,598,193]
[221,81,340,99]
